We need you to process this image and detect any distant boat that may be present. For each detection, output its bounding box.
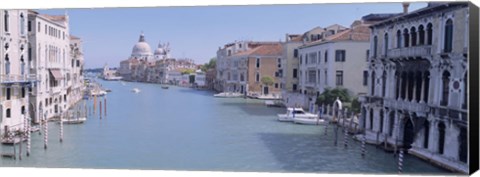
[103,76,123,81]
[132,88,141,93]
[161,85,169,89]
[62,117,87,124]
[90,89,107,96]
[213,92,243,98]
[105,89,112,92]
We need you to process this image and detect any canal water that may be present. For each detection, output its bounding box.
[0,79,451,174]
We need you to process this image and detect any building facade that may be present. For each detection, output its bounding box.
[360,2,469,173]
[0,10,35,134]
[297,22,370,110]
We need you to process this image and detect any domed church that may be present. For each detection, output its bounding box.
[130,32,170,61]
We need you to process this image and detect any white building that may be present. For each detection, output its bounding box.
[27,11,71,123]
[68,35,84,108]
[0,10,35,134]
[194,70,206,88]
[360,2,469,173]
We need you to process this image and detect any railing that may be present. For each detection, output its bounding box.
[431,106,468,122]
[387,45,432,58]
[383,98,430,114]
[0,74,37,84]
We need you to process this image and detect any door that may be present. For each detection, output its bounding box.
[263,86,269,95]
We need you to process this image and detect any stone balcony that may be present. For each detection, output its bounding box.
[0,74,37,84]
[383,98,430,116]
[387,45,432,59]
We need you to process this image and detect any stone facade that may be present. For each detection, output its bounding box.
[360,2,469,173]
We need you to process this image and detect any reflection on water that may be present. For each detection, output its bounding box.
[0,79,451,174]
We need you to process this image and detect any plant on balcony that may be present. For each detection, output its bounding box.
[261,76,274,87]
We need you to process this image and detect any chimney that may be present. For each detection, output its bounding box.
[402,2,410,14]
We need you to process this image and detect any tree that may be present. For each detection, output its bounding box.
[201,57,216,72]
[351,97,361,114]
[315,87,352,106]
[261,76,274,86]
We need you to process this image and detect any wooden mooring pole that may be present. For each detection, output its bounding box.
[104,97,107,117]
[398,149,404,173]
[361,134,366,158]
[99,101,102,119]
[44,119,48,150]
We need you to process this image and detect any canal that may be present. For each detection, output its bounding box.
[0,79,451,174]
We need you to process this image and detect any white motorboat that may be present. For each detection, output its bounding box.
[62,117,87,124]
[213,92,243,98]
[277,107,317,122]
[132,88,141,93]
[90,89,107,96]
[293,116,325,125]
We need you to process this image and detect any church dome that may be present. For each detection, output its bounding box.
[154,44,165,55]
[131,33,152,57]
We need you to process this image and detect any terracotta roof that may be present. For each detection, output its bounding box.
[40,14,67,22]
[233,43,283,56]
[301,23,370,48]
[70,35,80,40]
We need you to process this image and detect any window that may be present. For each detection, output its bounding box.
[293,69,298,78]
[277,58,281,68]
[28,20,31,32]
[4,11,9,32]
[6,108,11,118]
[308,70,316,83]
[293,84,298,91]
[77,60,80,67]
[363,71,368,86]
[20,13,25,35]
[371,71,376,96]
[293,49,298,58]
[324,51,328,63]
[427,23,433,45]
[256,58,260,68]
[444,19,453,53]
[396,30,402,48]
[275,83,278,88]
[45,24,47,34]
[324,71,328,85]
[373,36,378,57]
[335,50,346,62]
[300,55,302,64]
[21,106,25,114]
[22,87,25,98]
[6,87,11,100]
[38,22,41,32]
[366,50,370,61]
[256,72,259,82]
[5,54,10,75]
[403,29,409,47]
[441,71,450,106]
[336,71,343,86]
[28,45,32,61]
[384,33,389,55]
[419,25,425,45]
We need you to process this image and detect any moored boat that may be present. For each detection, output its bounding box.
[277,107,317,122]
[213,92,243,98]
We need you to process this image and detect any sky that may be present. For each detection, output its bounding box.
[38,2,427,69]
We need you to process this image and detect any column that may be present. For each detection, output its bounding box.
[397,73,402,100]
[420,73,425,103]
[404,73,409,101]
[412,73,417,102]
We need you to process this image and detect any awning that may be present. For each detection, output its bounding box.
[49,69,64,80]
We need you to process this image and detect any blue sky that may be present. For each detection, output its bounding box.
[39,2,427,69]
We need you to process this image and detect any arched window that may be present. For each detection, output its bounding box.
[369,109,374,130]
[5,54,10,75]
[403,29,409,47]
[411,27,417,46]
[371,71,376,96]
[389,112,395,137]
[379,109,384,133]
[441,71,450,106]
[382,71,387,97]
[427,23,433,45]
[444,19,453,53]
[423,71,430,103]
[4,11,9,32]
[20,13,25,35]
[423,120,430,149]
[396,30,402,48]
[373,36,378,57]
[418,25,425,45]
[384,33,389,55]
[438,122,446,154]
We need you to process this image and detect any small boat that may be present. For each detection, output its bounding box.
[277,107,319,123]
[62,117,87,124]
[132,88,141,93]
[213,92,243,98]
[30,125,41,132]
[161,85,169,89]
[265,100,284,107]
[90,89,107,96]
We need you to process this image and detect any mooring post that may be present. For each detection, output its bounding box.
[361,133,366,158]
[99,101,102,119]
[104,97,107,117]
[324,120,328,135]
[398,148,404,173]
[44,119,48,150]
[93,95,97,114]
[334,124,338,146]
[344,128,348,148]
[376,132,380,149]
[60,112,63,143]
[394,138,398,157]
[19,135,22,160]
[10,132,16,160]
[27,118,31,156]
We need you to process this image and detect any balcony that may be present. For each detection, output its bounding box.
[0,74,38,84]
[383,98,430,115]
[387,45,432,59]
[431,106,468,124]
